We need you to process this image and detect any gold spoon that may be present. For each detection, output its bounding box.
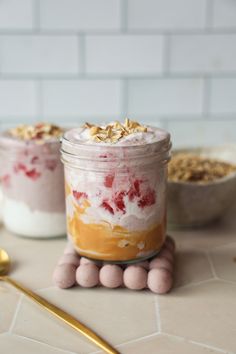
[0,248,119,354]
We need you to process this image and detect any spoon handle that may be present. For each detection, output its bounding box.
[4,276,119,354]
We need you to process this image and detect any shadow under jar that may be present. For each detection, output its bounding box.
[0,130,66,238]
[61,125,171,263]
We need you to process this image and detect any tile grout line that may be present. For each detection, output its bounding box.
[36,80,43,120]
[202,76,211,118]
[162,332,229,353]
[33,0,41,33]
[1,73,236,80]
[116,332,160,348]
[217,278,236,286]
[1,115,236,125]
[210,240,236,251]
[11,333,74,354]
[205,251,218,279]
[120,0,128,33]
[120,78,128,116]
[174,277,216,291]
[162,34,171,76]
[78,34,86,76]
[205,0,214,30]
[8,294,23,333]
[189,338,230,354]
[1,28,236,36]
[154,296,162,333]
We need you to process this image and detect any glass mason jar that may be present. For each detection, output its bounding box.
[61,127,171,263]
[0,134,66,238]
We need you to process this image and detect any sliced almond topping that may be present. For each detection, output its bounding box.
[9,123,63,141]
[85,118,147,143]
[83,122,93,129]
[90,126,99,136]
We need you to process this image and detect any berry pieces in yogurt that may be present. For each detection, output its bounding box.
[0,123,66,238]
[61,119,171,262]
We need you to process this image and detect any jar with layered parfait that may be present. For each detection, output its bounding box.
[0,123,66,238]
[61,119,171,263]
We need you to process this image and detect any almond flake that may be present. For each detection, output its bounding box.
[9,123,63,141]
[90,126,99,136]
[86,118,147,143]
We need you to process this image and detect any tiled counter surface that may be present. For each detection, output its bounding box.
[0,203,236,354]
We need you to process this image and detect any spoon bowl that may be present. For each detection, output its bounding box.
[0,248,119,354]
[0,248,10,276]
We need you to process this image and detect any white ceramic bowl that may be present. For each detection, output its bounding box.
[167,145,236,228]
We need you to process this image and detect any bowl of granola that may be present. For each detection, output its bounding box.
[167,145,236,228]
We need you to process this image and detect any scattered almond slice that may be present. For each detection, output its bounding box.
[85,118,148,143]
[9,123,63,142]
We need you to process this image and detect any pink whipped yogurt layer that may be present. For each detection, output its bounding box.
[64,124,168,146]
[0,130,65,213]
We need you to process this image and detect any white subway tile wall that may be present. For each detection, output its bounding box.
[0,0,33,30]
[169,34,236,74]
[0,35,80,75]
[42,80,121,117]
[0,0,235,147]
[127,79,204,116]
[40,0,121,31]
[127,0,207,30]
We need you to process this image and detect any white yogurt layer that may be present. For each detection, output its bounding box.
[3,197,66,238]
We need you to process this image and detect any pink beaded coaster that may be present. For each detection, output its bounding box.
[53,236,175,294]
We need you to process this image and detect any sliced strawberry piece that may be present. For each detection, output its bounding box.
[104,174,114,188]
[1,174,10,188]
[31,156,39,164]
[73,191,88,200]
[25,168,41,180]
[14,162,27,173]
[127,187,135,201]
[138,189,156,208]
[128,179,141,201]
[101,200,114,214]
[134,179,141,196]
[99,154,107,158]
[45,159,57,171]
[114,191,126,213]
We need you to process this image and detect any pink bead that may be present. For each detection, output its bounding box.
[58,254,80,267]
[76,264,99,288]
[158,248,174,262]
[53,264,77,289]
[99,265,123,288]
[64,241,77,255]
[165,236,176,252]
[132,261,149,270]
[123,266,147,290]
[80,257,102,267]
[149,257,173,272]
[147,268,173,294]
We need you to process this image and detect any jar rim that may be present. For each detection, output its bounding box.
[61,127,171,170]
[61,127,171,156]
[0,133,61,160]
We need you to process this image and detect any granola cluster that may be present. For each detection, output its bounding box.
[84,118,148,143]
[168,153,236,183]
[9,123,63,142]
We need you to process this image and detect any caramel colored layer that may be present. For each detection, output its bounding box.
[67,202,166,261]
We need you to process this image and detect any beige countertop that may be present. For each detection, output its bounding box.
[0,203,236,354]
